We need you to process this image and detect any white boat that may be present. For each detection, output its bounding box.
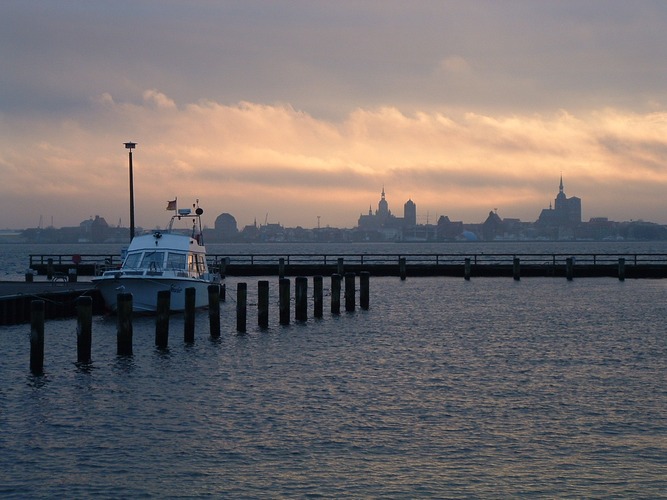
[93,202,221,312]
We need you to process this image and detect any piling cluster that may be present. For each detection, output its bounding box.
[28,272,370,375]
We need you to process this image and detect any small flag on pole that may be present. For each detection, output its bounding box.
[166,199,177,211]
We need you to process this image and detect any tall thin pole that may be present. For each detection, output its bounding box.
[124,142,137,241]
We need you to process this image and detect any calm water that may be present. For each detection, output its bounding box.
[1,272,666,498]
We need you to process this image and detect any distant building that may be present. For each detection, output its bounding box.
[357,187,402,232]
[536,176,582,238]
[403,199,416,228]
[213,213,238,241]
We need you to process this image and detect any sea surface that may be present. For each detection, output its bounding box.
[1,242,666,498]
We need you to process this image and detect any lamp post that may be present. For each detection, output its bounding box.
[124,142,137,241]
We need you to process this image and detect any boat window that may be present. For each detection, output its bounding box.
[141,251,165,270]
[123,253,141,269]
[167,252,187,270]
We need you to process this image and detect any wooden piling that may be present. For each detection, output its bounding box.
[76,296,92,364]
[566,257,574,281]
[295,276,308,322]
[513,257,521,281]
[155,290,170,348]
[46,258,54,280]
[360,271,370,310]
[279,278,290,325]
[345,272,356,312]
[184,287,196,343]
[337,258,344,276]
[258,280,269,328]
[279,258,285,279]
[331,274,341,315]
[208,284,220,338]
[237,282,247,333]
[25,272,33,283]
[220,283,226,302]
[313,275,323,318]
[30,300,45,375]
[618,257,625,281]
[399,257,406,280]
[464,258,471,281]
[116,293,133,356]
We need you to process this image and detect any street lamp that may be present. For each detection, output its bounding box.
[124,142,137,240]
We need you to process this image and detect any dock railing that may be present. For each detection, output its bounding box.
[29,252,667,277]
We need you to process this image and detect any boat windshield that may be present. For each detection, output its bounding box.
[141,251,165,270]
[166,252,187,270]
[123,252,142,269]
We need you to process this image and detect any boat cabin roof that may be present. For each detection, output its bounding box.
[126,232,204,253]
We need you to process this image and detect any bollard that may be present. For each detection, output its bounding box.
[331,274,341,315]
[618,258,625,281]
[399,257,406,280]
[279,258,285,280]
[76,296,93,364]
[295,276,308,322]
[25,271,33,283]
[47,258,54,281]
[220,257,230,277]
[345,272,356,312]
[313,275,323,318]
[220,283,226,302]
[566,257,574,281]
[258,280,269,328]
[116,293,133,356]
[30,300,45,375]
[513,257,521,281]
[184,287,196,343]
[279,278,290,325]
[464,258,471,281]
[155,290,170,348]
[208,284,220,338]
[337,258,344,276]
[237,282,247,333]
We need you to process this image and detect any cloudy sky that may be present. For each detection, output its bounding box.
[2,0,667,230]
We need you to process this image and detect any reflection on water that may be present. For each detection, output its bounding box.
[1,276,666,497]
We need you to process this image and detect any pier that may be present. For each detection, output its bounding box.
[29,252,667,278]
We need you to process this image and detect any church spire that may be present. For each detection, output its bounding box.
[559,174,564,193]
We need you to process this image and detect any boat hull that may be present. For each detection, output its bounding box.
[93,276,218,312]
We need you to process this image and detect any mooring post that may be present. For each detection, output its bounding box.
[337,257,344,276]
[618,257,626,281]
[25,271,33,282]
[220,283,226,302]
[208,284,220,338]
[313,275,323,318]
[279,258,285,279]
[279,278,290,325]
[237,282,247,333]
[76,296,93,364]
[464,258,471,281]
[46,258,54,281]
[345,272,356,312]
[155,290,170,348]
[513,257,521,281]
[184,287,196,343]
[30,300,45,375]
[258,280,269,328]
[116,293,133,356]
[295,276,308,322]
[399,257,407,280]
[360,271,370,310]
[566,257,574,281]
[331,274,341,315]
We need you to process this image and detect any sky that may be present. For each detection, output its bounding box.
[2,0,667,230]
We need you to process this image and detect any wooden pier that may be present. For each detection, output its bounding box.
[29,252,667,279]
